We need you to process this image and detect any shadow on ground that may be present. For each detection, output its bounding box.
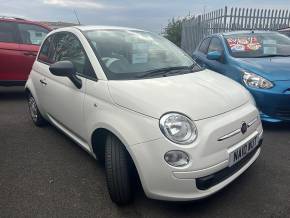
[263,121,290,131]
[0,87,26,100]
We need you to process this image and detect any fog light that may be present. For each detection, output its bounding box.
[164,150,189,167]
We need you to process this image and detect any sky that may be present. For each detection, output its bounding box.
[1,0,290,33]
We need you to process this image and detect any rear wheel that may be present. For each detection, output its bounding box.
[105,134,133,205]
[27,93,46,127]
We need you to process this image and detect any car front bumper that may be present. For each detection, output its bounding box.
[130,103,263,201]
[248,80,290,122]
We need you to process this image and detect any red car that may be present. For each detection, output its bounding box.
[0,17,51,86]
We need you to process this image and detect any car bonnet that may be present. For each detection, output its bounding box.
[108,69,250,120]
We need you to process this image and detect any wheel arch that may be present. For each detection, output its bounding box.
[90,126,142,184]
[90,126,131,162]
[24,79,38,103]
[24,86,31,97]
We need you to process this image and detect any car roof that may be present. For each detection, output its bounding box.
[220,30,277,36]
[278,27,290,32]
[207,30,279,38]
[74,25,146,32]
[0,17,51,30]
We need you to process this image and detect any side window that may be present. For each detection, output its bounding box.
[0,22,18,43]
[198,38,211,54]
[38,35,53,64]
[208,37,224,53]
[51,32,96,78]
[18,23,49,45]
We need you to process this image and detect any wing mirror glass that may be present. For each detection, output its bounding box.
[49,61,82,89]
[207,51,223,61]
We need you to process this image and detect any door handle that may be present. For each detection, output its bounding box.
[24,52,37,57]
[40,79,47,86]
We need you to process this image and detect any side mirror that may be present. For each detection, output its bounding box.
[49,61,82,89]
[207,51,223,61]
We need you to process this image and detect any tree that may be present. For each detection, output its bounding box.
[163,18,183,47]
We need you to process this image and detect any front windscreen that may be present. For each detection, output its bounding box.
[84,29,196,80]
[224,32,290,58]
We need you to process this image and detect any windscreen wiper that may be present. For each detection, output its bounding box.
[137,64,196,79]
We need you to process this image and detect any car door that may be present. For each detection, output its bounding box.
[32,34,54,108]
[204,37,228,75]
[17,23,49,81]
[0,21,23,82]
[193,37,211,68]
[41,32,93,142]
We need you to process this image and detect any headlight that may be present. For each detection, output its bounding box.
[243,72,273,89]
[159,113,197,145]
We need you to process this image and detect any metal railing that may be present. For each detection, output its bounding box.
[181,6,290,54]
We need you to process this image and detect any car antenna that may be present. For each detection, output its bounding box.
[73,9,81,25]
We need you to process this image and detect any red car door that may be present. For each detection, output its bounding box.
[17,23,50,81]
[0,21,24,84]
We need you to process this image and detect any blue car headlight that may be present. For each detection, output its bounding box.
[243,72,274,89]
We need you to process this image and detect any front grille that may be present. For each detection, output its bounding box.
[196,139,262,190]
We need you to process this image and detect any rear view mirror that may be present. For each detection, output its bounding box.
[49,61,76,77]
[49,61,82,89]
[207,51,222,61]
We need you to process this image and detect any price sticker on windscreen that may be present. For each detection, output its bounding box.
[263,40,277,54]
[263,46,277,55]
[132,43,149,64]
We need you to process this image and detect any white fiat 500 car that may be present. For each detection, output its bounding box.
[25,26,263,205]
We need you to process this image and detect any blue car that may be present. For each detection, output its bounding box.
[193,31,290,123]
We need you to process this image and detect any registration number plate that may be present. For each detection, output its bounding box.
[228,136,258,167]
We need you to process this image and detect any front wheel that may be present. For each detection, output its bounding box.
[105,134,134,205]
[27,93,46,127]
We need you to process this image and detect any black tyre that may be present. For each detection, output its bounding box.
[27,93,46,127]
[105,134,133,205]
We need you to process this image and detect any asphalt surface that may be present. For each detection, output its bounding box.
[0,87,289,218]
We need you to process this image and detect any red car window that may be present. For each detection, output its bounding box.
[18,23,49,46]
[0,22,18,43]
